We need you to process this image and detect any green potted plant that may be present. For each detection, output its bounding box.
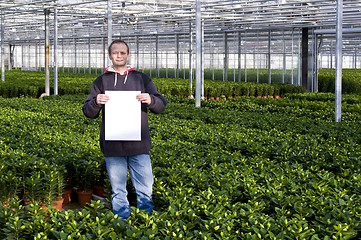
[233,85,242,98]
[53,168,66,210]
[263,84,272,97]
[240,84,249,97]
[93,159,107,198]
[268,85,275,98]
[74,159,100,206]
[274,86,280,98]
[248,84,256,97]
[0,168,21,206]
[256,84,264,97]
[24,172,43,205]
[62,157,76,204]
[42,169,58,208]
[210,88,221,100]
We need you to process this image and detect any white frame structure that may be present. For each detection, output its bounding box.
[0,0,361,113]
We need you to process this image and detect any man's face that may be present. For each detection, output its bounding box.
[109,43,129,68]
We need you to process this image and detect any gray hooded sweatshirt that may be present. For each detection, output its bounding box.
[82,66,167,157]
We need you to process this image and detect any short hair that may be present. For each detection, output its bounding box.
[108,39,129,55]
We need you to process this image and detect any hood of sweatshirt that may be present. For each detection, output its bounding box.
[104,65,136,86]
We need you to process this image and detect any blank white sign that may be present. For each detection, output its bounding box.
[104,91,141,141]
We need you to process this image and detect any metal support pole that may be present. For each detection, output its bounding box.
[102,20,106,71]
[253,40,256,70]
[136,36,139,70]
[189,22,193,91]
[88,38,91,74]
[238,32,241,82]
[302,28,309,90]
[62,40,64,73]
[74,39,77,73]
[314,34,321,92]
[54,7,58,95]
[149,47,152,77]
[311,33,315,92]
[176,34,180,79]
[201,21,204,98]
[223,32,228,81]
[354,48,357,72]
[155,35,159,77]
[27,45,29,69]
[330,40,333,74]
[257,32,259,83]
[36,42,39,71]
[165,46,168,78]
[195,0,202,107]
[21,45,24,69]
[83,48,86,74]
[107,0,112,66]
[268,30,271,84]
[335,0,343,122]
[7,44,11,70]
[282,31,286,84]
[235,34,237,82]
[291,29,294,85]
[41,8,51,97]
[1,10,4,82]
[244,31,247,82]
[297,31,301,86]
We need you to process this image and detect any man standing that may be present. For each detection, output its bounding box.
[82,39,167,219]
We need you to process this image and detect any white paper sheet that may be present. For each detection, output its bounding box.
[104,91,141,141]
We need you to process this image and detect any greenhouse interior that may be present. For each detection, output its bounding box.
[1,0,361,239]
[1,1,361,85]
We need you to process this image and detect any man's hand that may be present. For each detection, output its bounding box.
[136,93,151,105]
[97,94,110,105]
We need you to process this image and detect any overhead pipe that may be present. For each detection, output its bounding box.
[314,27,361,34]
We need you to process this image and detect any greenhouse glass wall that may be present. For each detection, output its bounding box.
[1,0,361,89]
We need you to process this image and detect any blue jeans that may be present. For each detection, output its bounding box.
[105,154,154,219]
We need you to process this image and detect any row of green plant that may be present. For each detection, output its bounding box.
[0,71,93,98]
[151,95,361,239]
[1,92,361,238]
[0,150,65,206]
[0,69,306,98]
[3,68,361,99]
[3,68,360,98]
[155,78,305,98]
[33,67,299,83]
[0,96,105,208]
[140,68,298,84]
[318,69,361,94]
[54,67,361,88]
